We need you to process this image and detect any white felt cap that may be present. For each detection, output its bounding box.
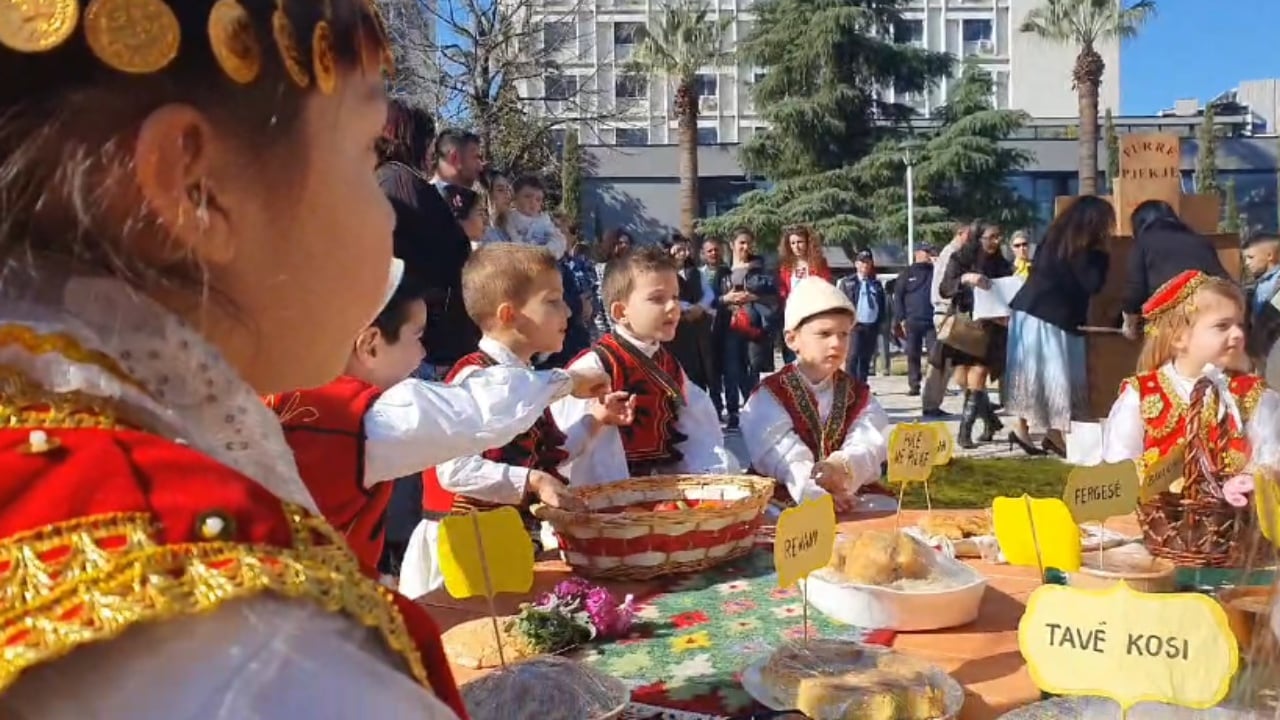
[783,277,855,331]
[381,258,405,308]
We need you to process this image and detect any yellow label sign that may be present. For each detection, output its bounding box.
[774,494,837,588]
[992,495,1082,572]
[1256,471,1280,546]
[439,507,536,600]
[1063,461,1140,524]
[1019,582,1238,710]
[929,423,953,466]
[1141,444,1186,502]
[888,423,939,484]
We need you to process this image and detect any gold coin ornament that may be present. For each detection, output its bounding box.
[0,0,80,53]
[311,19,335,94]
[208,0,261,84]
[83,0,180,74]
[271,4,309,88]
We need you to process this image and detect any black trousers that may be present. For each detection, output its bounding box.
[847,324,879,383]
[903,320,937,392]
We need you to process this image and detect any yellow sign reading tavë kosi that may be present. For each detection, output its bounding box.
[1019,582,1238,710]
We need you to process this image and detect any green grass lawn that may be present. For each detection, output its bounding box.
[896,457,1072,509]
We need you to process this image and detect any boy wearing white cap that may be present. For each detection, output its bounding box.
[740,277,893,512]
[265,259,612,572]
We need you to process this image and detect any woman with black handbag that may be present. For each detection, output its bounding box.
[937,223,1013,448]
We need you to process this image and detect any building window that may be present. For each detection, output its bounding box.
[696,127,719,145]
[614,21,643,45]
[549,127,578,154]
[615,74,648,99]
[543,21,576,51]
[695,73,718,98]
[962,19,994,56]
[894,19,924,46]
[546,74,579,102]
[615,128,650,146]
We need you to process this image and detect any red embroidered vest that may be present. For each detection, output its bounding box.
[0,421,468,718]
[265,376,390,571]
[582,333,687,475]
[753,366,874,503]
[1120,369,1266,478]
[427,351,570,519]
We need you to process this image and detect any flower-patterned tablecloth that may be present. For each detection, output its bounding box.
[579,549,896,717]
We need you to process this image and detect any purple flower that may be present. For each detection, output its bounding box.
[585,589,635,638]
[553,577,594,602]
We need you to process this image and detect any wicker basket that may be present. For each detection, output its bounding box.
[531,474,775,581]
[1136,377,1254,568]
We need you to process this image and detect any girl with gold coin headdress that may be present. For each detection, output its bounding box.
[0,0,475,717]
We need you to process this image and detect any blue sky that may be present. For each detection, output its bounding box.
[1120,0,1280,115]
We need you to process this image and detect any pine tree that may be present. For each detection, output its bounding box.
[702,62,1032,246]
[1195,105,1219,196]
[559,133,583,228]
[1104,108,1120,194]
[1222,178,1241,233]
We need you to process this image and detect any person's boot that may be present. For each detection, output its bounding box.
[957,391,978,449]
[976,391,1003,442]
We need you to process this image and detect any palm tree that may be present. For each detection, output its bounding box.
[1020,0,1156,196]
[630,1,731,238]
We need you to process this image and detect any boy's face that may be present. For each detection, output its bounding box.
[785,312,853,378]
[515,186,544,216]
[613,269,681,343]
[359,300,427,389]
[511,268,571,355]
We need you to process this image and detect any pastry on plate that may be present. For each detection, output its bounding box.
[441,616,536,669]
[759,640,949,719]
[828,531,934,586]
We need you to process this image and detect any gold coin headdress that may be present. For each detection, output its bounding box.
[0,0,391,93]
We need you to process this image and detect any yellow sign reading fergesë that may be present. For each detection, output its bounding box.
[1019,582,1238,710]
[1062,461,1140,524]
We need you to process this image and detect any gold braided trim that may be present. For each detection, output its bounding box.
[0,366,132,430]
[0,507,430,693]
[0,324,144,394]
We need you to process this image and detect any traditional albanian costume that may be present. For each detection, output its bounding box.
[740,278,892,509]
[557,328,737,485]
[399,337,597,599]
[266,358,578,571]
[0,272,467,719]
[1101,270,1280,567]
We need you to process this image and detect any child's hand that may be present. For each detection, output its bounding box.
[591,392,635,426]
[528,471,586,511]
[1223,473,1255,508]
[811,459,853,498]
[566,367,611,399]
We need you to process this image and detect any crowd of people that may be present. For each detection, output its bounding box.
[3,2,1280,715]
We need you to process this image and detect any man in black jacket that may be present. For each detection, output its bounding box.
[894,245,937,396]
[1121,200,1230,339]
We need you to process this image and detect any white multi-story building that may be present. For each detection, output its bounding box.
[512,0,1119,146]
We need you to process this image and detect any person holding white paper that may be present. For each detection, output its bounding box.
[936,223,1013,449]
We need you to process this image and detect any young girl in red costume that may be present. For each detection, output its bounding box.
[0,2,604,717]
[1101,271,1280,509]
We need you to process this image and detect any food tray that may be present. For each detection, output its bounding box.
[801,536,987,631]
[999,696,1255,719]
[739,645,964,719]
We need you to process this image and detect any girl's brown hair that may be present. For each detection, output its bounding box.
[1136,277,1245,372]
[0,0,387,296]
[778,224,829,274]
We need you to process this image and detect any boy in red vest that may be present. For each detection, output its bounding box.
[267,261,612,571]
[557,245,736,485]
[400,244,632,598]
[740,277,892,513]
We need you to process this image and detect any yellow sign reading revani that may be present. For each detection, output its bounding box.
[774,494,837,588]
[1141,444,1186,501]
[1019,582,1238,710]
[1062,461,1140,524]
[888,423,940,484]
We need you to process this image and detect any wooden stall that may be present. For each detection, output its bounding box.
[1049,133,1244,420]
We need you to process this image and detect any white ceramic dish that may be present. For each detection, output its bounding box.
[739,646,964,720]
[800,538,988,631]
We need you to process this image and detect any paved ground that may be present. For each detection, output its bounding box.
[722,372,1020,465]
